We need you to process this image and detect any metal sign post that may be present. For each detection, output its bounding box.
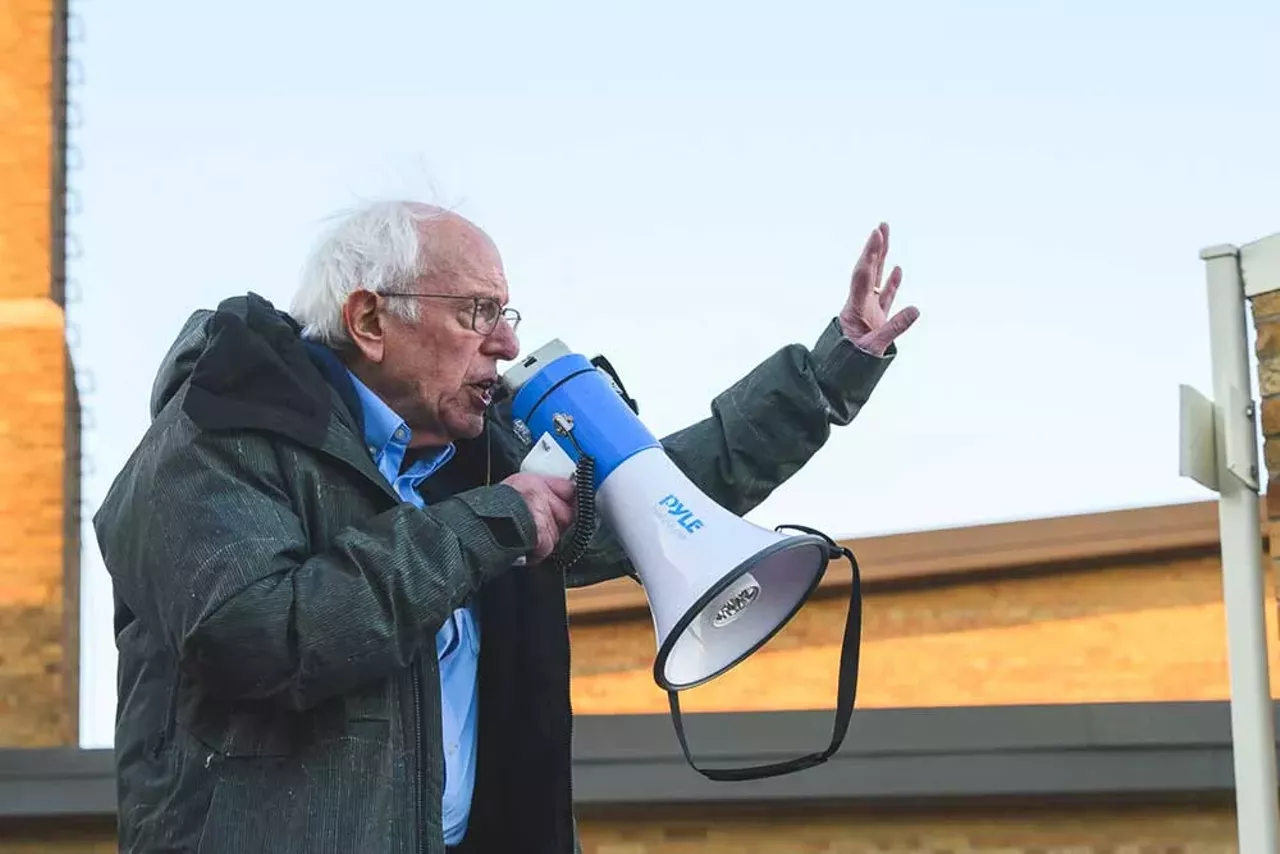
[1180,233,1280,854]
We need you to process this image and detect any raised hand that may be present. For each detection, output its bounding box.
[838,222,920,357]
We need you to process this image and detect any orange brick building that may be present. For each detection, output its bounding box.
[0,0,78,750]
[2,1,1279,852]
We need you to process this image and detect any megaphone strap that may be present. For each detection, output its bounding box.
[665,525,862,782]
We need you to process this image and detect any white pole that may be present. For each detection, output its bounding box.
[1201,243,1279,854]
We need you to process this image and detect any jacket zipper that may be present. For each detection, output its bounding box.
[413,658,426,854]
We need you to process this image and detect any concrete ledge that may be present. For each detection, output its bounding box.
[572,701,1249,808]
[0,700,1273,820]
[0,296,64,330]
[0,745,114,819]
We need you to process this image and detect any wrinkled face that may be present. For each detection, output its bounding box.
[342,216,521,447]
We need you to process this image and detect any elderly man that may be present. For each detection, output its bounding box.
[93,200,918,854]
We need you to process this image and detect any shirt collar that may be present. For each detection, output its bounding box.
[344,369,455,475]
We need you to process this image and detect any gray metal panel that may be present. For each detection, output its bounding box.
[570,702,1266,807]
[573,702,1238,758]
[573,747,1238,807]
[0,747,114,819]
[0,702,1270,820]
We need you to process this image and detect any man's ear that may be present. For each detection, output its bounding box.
[342,289,385,363]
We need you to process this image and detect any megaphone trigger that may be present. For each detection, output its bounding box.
[519,430,578,480]
[501,339,864,781]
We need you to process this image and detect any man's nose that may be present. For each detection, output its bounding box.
[483,318,520,360]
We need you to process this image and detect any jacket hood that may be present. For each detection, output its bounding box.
[154,292,341,451]
[150,308,216,419]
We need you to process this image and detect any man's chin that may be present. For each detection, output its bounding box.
[444,413,487,442]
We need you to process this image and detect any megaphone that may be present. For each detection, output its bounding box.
[500,339,864,781]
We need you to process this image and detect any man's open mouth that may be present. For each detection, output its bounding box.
[471,378,498,406]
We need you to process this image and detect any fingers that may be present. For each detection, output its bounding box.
[872,223,889,291]
[879,265,902,311]
[499,473,578,563]
[533,517,556,561]
[857,305,919,356]
[547,492,574,532]
[544,476,576,503]
[855,223,895,303]
[883,305,920,341]
[851,226,884,300]
[859,223,882,260]
[525,482,575,563]
[543,476,576,537]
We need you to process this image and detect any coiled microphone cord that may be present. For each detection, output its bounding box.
[550,415,596,572]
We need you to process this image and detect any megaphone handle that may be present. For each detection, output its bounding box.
[666,529,862,782]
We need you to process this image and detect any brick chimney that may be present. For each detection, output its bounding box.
[0,0,79,747]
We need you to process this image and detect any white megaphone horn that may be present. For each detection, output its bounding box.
[499,339,864,782]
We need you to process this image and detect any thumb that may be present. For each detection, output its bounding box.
[860,306,919,355]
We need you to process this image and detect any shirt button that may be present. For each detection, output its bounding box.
[394,427,408,441]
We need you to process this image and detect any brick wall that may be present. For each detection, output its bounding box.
[0,804,1239,854]
[0,0,75,748]
[0,819,115,854]
[571,551,1277,714]
[578,803,1238,853]
[1252,291,1280,643]
[0,0,56,302]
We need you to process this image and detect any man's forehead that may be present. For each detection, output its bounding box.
[418,212,507,299]
[461,269,509,302]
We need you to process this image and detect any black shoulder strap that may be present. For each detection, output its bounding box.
[666,524,862,781]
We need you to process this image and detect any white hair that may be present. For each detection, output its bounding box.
[290,200,449,346]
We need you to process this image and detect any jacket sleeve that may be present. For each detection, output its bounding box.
[96,427,539,710]
[565,318,896,588]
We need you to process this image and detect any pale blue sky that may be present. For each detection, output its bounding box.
[65,1,1280,746]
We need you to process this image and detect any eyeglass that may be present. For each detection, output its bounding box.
[382,292,521,336]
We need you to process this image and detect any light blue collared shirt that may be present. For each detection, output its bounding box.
[345,370,480,847]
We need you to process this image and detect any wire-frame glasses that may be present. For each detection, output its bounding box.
[383,292,521,336]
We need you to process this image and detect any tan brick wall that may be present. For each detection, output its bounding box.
[570,553,1278,714]
[579,803,1238,853]
[0,819,115,854]
[0,302,72,746]
[0,0,74,748]
[0,0,55,301]
[0,805,1239,853]
[1252,291,1280,646]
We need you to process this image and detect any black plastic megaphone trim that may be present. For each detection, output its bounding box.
[665,524,862,782]
[652,532,832,692]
